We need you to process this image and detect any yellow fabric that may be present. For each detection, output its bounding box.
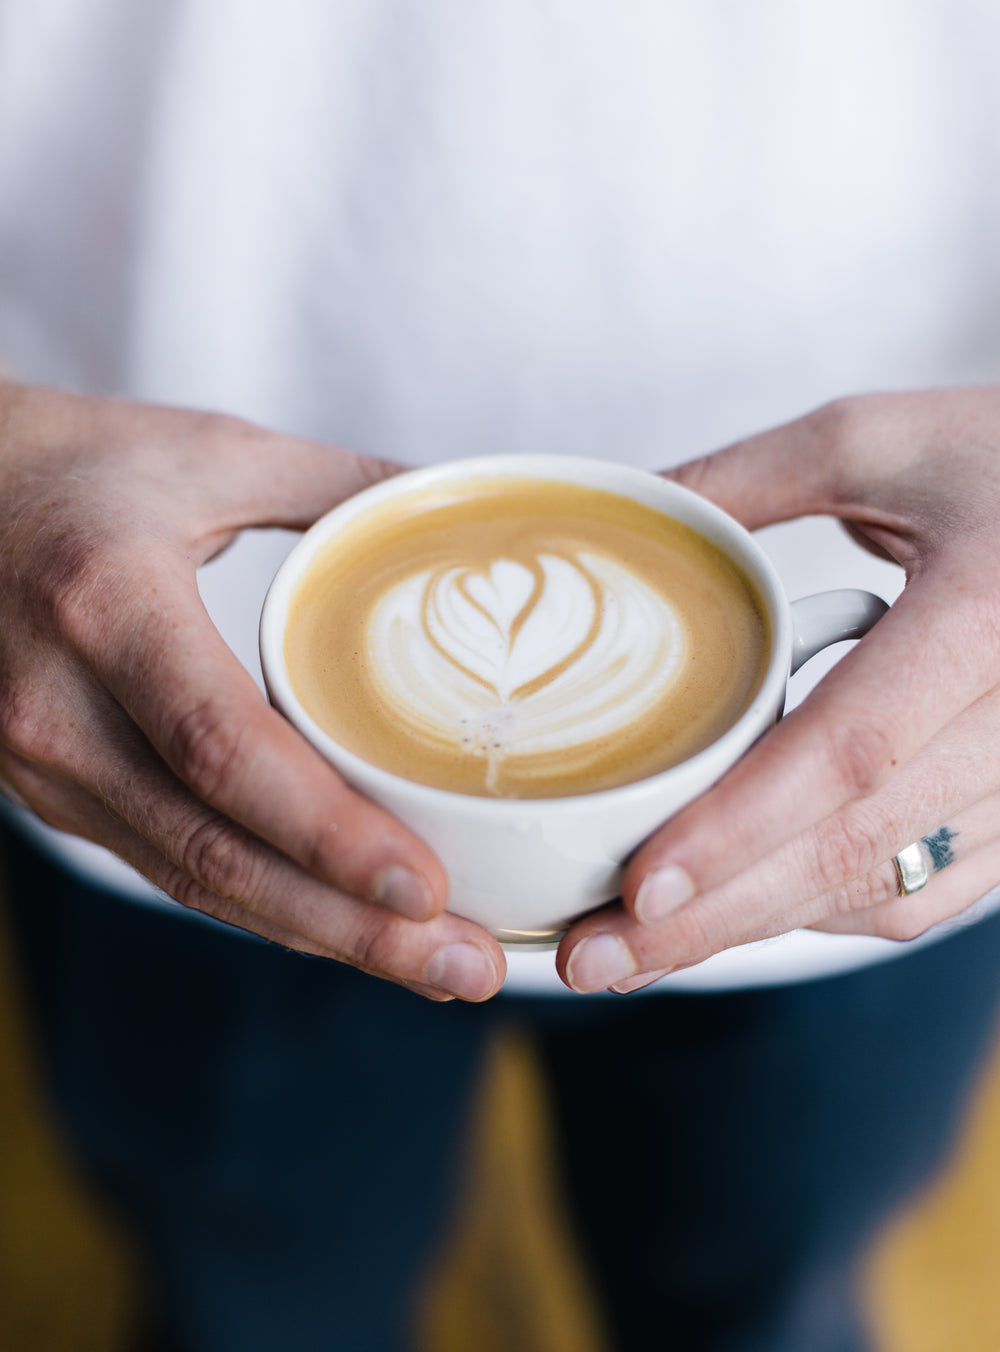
[866,1044,1000,1351]
[417,1034,608,1352]
[0,890,138,1352]
[423,1035,1000,1352]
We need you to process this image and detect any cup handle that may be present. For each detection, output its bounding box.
[789,589,890,675]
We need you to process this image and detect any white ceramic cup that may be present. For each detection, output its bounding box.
[260,455,888,946]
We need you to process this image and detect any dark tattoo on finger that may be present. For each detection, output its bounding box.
[921,826,957,872]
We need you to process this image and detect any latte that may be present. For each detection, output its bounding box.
[284,478,768,798]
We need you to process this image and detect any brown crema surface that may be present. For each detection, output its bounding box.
[285,479,769,797]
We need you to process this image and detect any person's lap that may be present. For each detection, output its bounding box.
[529,927,1000,1351]
[2,828,497,1352]
[5,825,1000,1352]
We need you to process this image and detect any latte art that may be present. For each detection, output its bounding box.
[367,552,685,791]
[284,478,768,798]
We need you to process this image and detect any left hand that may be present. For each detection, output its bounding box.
[556,389,1000,993]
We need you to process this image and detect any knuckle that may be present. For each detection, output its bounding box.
[34,530,126,650]
[193,409,244,443]
[810,812,885,894]
[812,392,863,437]
[349,920,406,979]
[855,864,903,911]
[354,451,400,490]
[804,398,857,471]
[169,875,253,931]
[162,866,214,913]
[0,683,59,764]
[169,698,249,802]
[0,755,79,832]
[831,864,901,918]
[809,393,883,453]
[806,394,890,494]
[973,594,1000,680]
[821,714,896,802]
[164,864,260,931]
[203,411,259,458]
[182,410,267,470]
[666,454,714,497]
[178,814,262,903]
[662,904,718,969]
[26,797,79,835]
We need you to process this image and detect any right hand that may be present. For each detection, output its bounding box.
[0,381,506,1000]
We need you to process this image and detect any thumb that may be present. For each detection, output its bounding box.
[204,415,407,533]
[661,401,847,531]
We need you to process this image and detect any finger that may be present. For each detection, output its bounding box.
[608,836,1000,997]
[622,573,998,925]
[602,838,1000,1000]
[0,744,505,1002]
[657,396,899,531]
[653,689,1000,941]
[200,415,407,533]
[750,836,1000,948]
[729,796,996,945]
[661,414,838,530]
[559,693,1000,991]
[0,661,449,931]
[57,553,450,915]
[79,401,407,547]
[659,391,971,540]
[807,805,999,940]
[806,843,1000,941]
[799,805,991,935]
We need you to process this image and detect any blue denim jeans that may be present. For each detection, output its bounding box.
[5,825,1000,1352]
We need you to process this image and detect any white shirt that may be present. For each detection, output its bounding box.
[2,0,999,991]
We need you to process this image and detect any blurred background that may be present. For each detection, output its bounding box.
[3,866,1000,1352]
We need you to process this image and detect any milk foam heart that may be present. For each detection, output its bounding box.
[366,551,685,790]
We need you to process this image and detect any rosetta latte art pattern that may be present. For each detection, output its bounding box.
[366,551,685,792]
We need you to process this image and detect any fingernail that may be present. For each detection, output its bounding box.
[373,866,435,921]
[566,934,636,993]
[425,944,497,1000]
[610,968,673,995]
[634,865,695,924]
[401,980,456,1003]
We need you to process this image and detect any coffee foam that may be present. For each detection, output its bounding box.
[285,479,768,798]
[366,551,685,791]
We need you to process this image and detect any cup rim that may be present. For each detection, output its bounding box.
[259,454,793,815]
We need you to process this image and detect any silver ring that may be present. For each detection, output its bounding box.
[893,842,929,896]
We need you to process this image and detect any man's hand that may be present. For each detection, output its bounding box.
[0,382,505,1000]
[557,389,1000,993]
